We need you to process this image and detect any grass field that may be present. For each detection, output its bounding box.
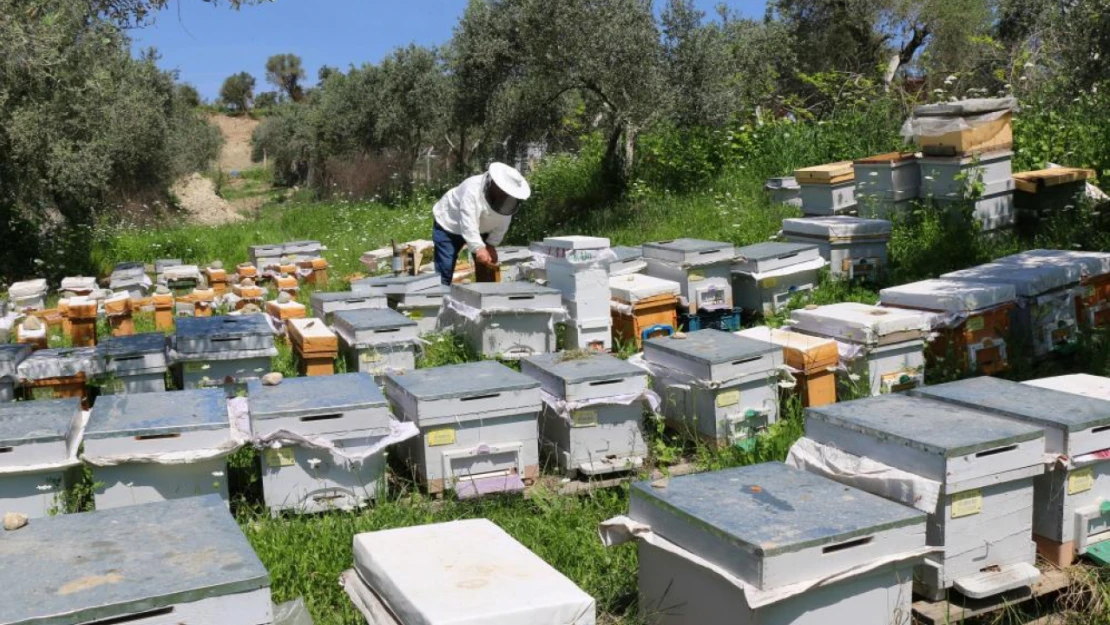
[87,162,1110,624]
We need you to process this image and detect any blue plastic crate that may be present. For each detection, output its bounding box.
[680,308,742,332]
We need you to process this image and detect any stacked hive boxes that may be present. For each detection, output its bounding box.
[853,151,919,219]
[84,389,233,509]
[645,330,779,449]
[737,326,837,408]
[799,394,1044,601]
[385,361,542,498]
[1013,249,1110,331]
[288,318,338,376]
[8,279,48,312]
[332,308,419,380]
[59,276,97,298]
[171,315,277,394]
[643,238,737,331]
[98,333,168,394]
[794,161,857,216]
[609,273,680,349]
[782,217,892,282]
[250,373,402,515]
[447,282,562,359]
[624,463,927,625]
[543,236,614,351]
[880,278,1016,375]
[788,302,930,397]
[0,398,82,518]
[17,347,102,407]
[915,377,1110,567]
[109,261,150,298]
[731,242,825,316]
[521,352,650,477]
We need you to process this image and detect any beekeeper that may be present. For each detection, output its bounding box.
[432,162,531,285]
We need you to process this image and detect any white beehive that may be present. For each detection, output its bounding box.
[0,495,274,625]
[805,394,1044,600]
[59,276,97,297]
[853,152,920,219]
[731,242,826,315]
[782,216,892,281]
[942,252,1082,357]
[172,315,278,395]
[643,239,734,314]
[449,282,562,359]
[388,283,448,334]
[608,273,680,303]
[630,463,926,625]
[0,344,32,402]
[765,176,803,207]
[494,245,533,281]
[800,180,857,216]
[0,398,82,518]
[310,290,388,323]
[109,262,150,298]
[161,264,203,291]
[644,330,779,448]
[788,303,930,396]
[342,519,595,625]
[1008,249,1110,329]
[362,272,441,297]
[916,376,1110,565]
[919,151,1015,231]
[249,373,395,515]
[606,246,647,276]
[98,333,168,395]
[521,352,649,477]
[543,236,613,324]
[8,279,48,312]
[84,389,232,509]
[385,361,541,498]
[332,308,419,379]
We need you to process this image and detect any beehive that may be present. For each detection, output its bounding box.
[911,99,1014,157]
[521,352,649,477]
[274,274,299,296]
[151,291,175,330]
[385,361,542,497]
[795,161,857,216]
[363,272,440,297]
[109,262,150,299]
[765,175,803,208]
[172,315,277,395]
[297,257,330,285]
[332,308,419,379]
[103,292,134,337]
[8,279,49,312]
[607,246,647,276]
[1015,168,1096,236]
[265,298,307,322]
[915,376,1110,567]
[0,344,32,402]
[630,463,926,625]
[342,519,595,625]
[493,245,533,281]
[731,242,825,316]
[919,150,1015,231]
[644,330,780,448]
[449,282,562,359]
[853,151,919,219]
[782,216,892,281]
[85,389,232,509]
[643,238,734,315]
[880,278,1016,375]
[388,284,448,334]
[788,303,930,397]
[0,398,82,518]
[1012,249,1110,331]
[311,291,388,324]
[0,496,274,625]
[249,242,285,267]
[805,394,1044,600]
[737,326,837,408]
[204,265,230,296]
[98,333,168,395]
[175,288,216,318]
[288,318,338,376]
[609,274,680,350]
[236,262,259,281]
[17,347,102,408]
[542,237,613,347]
[59,276,97,298]
[250,373,395,515]
[161,264,202,292]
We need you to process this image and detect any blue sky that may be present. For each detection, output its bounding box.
[131,0,769,101]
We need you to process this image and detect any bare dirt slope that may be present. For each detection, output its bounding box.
[171,173,244,225]
[212,114,259,172]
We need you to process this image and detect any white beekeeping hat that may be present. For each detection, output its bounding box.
[488,162,531,201]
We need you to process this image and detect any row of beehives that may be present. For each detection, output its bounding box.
[10,371,1109,625]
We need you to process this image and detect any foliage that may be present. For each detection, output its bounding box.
[373,45,451,186]
[265,53,306,102]
[254,91,279,110]
[251,103,314,187]
[220,71,256,113]
[176,83,201,107]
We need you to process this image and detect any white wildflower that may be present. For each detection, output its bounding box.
[211,470,224,478]
[36,484,53,491]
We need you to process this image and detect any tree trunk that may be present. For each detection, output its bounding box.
[602,121,637,190]
[883,25,931,91]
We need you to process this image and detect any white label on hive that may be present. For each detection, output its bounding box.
[427,428,456,447]
[716,390,741,408]
[572,410,598,428]
[951,489,983,518]
[1069,467,1094,495]
[265,448,296,468]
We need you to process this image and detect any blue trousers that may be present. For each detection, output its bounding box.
[433,220,486,286]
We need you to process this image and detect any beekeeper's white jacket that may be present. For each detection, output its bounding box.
[432,173,512,255]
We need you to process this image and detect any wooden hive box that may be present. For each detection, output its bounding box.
[738,326,837,408]
[288,318,338,376]
[103,293,134,337]
[236,262,258,281]
[67,297,100,347]
[266,299,307,322]
[794,161,855,185]
[151,292,175,330]
[920,112,1012,156]
[298,257,330,286]
[609,273,680,350]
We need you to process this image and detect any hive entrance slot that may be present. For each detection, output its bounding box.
[508,295,535,301]
[1093,425,1110,434]
[822,536,873,554]
[589,379,623,387]
[300,414,342,422]
[135,433,182,441]
[976,445,1017,458]
[374,328,400,334]
[461,393,501,402]
[731,356,762,366]
[0,447,12,454]
[86,607,175,625]
[777,253,799,260]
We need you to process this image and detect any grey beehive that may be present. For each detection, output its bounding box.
[0,398,82,518]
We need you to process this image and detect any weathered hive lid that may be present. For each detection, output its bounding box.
[154,258,183,273]
[110,262,146,279]
[610,246,643,262]
[879,279,1017,313]
[794,161,854,184]
[495,246,533,263]
[735,241,817,263]
[174,314,274,353]
[386,360,539,402]
[100,332,167,358]
[1003,249,1110,279]
[782,216,893,238]
[364,273,441,295]
[60,276,98,292]
[0,398,81,448]
[642,238,736,265]
[807,394,1043,458]
[608,273,680,303]
[312,291,384,304]
[1013,167,1095,194]
[629,463,925,581]
[789,302,931,343]
[854,151,917,165]
[248,373,387,422]
[522,352,643,390]
[333,308,417,332]
[17,347,104,380]
[85,389,228,439]
[0,343,33,380]
[352,519,595,625]
[542,235,611,250]
[0,495,269,625]
[9,279,48,298]
[644,329,777,365]
[913,376,1110,434]
[941,259,1077,296]
[764,176,800,190]
[1024,374,1110,400]
[913,97,1016,117]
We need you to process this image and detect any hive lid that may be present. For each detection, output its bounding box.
[154,258,183,273]
[794,161,854,183]
[1024,374,1110,401]
[0,343,32,366]
[0,398,81,448]
[630,463,925,557]
[807,394,1043,457]
[60,277,98,291]
[764,176,800,190]
[941,259,1077,296]
[85,389,228,439]
[914,376,1110,433]
[913,97,1017,117]
[248,373,387,420]
[1002,249,1110,279]
[9,279,48,298]
[386,361,539,401]
[99,333,168,358]
[789,303,930,343]
[176,314,272,340]
[734,241,818,263]
[0,495,269,625]
[854,151,917,165]
[1013,168,1095,193]
[644,238,732,256]
[496,246,533,263]
[610,246,643,262]
[782,216,893,238]
[17,347,104,379]
[522,352,643,385]
[542,235,611,250]
[879,279,1017,313]
[364,273,441,294]
[608,273,680,302]
[644,329,778,365]
[333,308,417,331]
[453,281,560,297]
[311,291,385,304]
[352,519,595,625]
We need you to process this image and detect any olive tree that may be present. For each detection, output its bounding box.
[265,53,306,102]
[220,71,256,113]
